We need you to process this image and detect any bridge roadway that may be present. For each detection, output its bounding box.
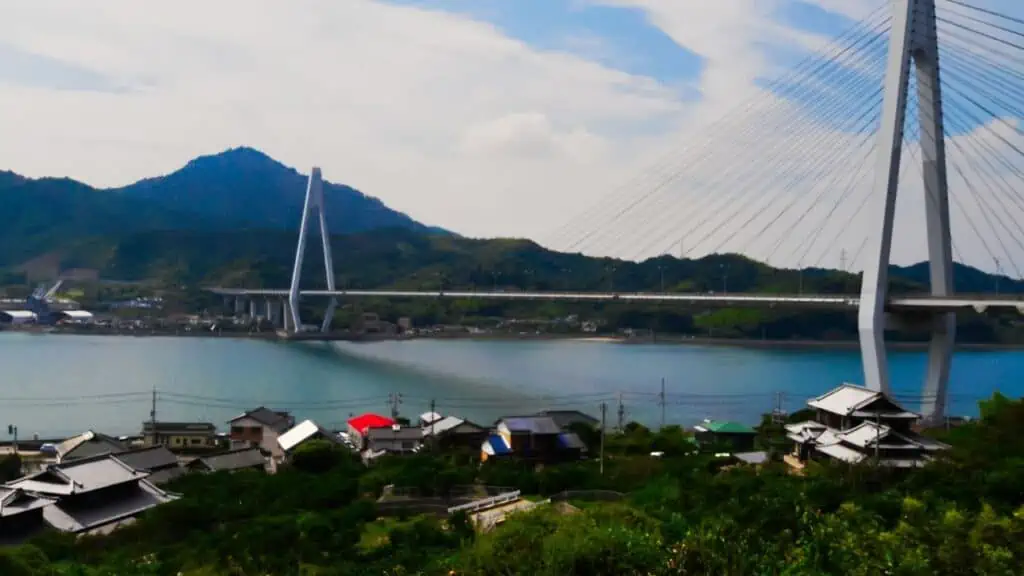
[206,288,1024,314]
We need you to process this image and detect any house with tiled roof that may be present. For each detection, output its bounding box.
[3,452,178,536]
[482,415,585,463]
[228,407,295,458]
[693,419,757,452]
[785,383,948,469]
[346,414,396,450]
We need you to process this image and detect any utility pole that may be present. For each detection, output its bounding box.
[874,412,881,466]
[388,392,403,421]
[149,387,158,447]
[658,378,666,430]
[599,402,606,476]
[840,249,848,272]
[429,398,436,441]
[994,258,1001,294]
[617,392,625,432]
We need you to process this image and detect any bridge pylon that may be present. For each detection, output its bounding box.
[288,167,338,333]
[860,0,952,424]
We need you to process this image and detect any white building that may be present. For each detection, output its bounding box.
[0,310,37,325]
[277,419,344,456]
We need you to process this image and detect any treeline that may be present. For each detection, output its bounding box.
[4,227,1024,342]
[2,394,1022,575]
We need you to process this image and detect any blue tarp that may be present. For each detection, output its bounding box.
[486,434,511,455]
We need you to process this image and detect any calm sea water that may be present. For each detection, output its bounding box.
[0,332,1021,438]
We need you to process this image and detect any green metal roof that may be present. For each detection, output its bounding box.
[698,420,756,434]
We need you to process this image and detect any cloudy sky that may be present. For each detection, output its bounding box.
[2,0,1023,273]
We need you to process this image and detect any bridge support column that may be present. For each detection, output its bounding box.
[860,0,953,423]
[288,167,337,334]
[234,297,245,318]
[248,299,256,320]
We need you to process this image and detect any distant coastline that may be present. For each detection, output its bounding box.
[3,325,1022,351]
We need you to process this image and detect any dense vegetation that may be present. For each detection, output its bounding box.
[2,394,1022,575]
[2,225,1022,343]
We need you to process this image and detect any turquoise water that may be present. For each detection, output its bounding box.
[0,333,1020,438]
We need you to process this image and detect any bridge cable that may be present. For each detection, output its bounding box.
[550,3,893,251]
[616,42,891,261]
[645,76,887,262]
[607,23,892,260]
[940,0,1024,29]
[560,13,894,256]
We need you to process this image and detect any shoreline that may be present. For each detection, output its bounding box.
[3,326,1023,351]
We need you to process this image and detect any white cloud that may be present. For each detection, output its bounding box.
[0,0,686,240]
[2,0,1024,275]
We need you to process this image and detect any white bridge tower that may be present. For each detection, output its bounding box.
[860,0,953,423]
[289,167,338,333]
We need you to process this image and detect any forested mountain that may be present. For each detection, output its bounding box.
[0,148,441,267]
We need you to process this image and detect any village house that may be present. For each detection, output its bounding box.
[693,419,758,452]
[3,453,178,536]
[228,407,295,459]
[785,383,949,469]
[481,415,586,463]
[364,425,423,456]
[346,413,396,450]
[141,421,219,451]
[422,416,488,452]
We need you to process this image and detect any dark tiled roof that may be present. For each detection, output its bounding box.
[195,447,266,472]
[500,416,561,435]
[538,410,599,429]
[114,446,179,472]
[142,422,216,434]
[231,407,292,430]
[146,467,186,485]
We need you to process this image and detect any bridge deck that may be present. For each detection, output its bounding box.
[206,288,1024,313]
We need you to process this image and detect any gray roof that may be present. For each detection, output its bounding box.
[40,481,177,534]
[142,422,216,434]
[6,453,146,496]
[499,416,562,435]
[230,407,292,430]
[114,446,179,472]
[0,487,55,518]
[366,426,424,441]
[537,410,599,429]
[194,447,266,472]
[146,467,187,485]
[55,431,128,463]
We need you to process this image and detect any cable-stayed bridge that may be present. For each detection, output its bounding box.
[208,0,1024,423]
